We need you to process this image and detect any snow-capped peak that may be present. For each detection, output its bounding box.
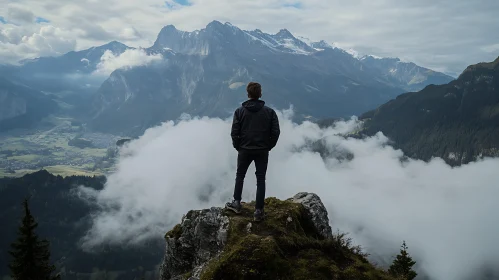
[153,21,390,60]
[275,28,294,38]
[296,37,336,51]
[246,29,314,55]
[311,40,333,50]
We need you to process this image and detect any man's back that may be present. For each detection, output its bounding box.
[231,99,280,151]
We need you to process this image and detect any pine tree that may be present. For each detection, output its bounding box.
[388,241,417,280]
[8,198,60,280]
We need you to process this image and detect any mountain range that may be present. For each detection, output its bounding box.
[91,21,454,134]
[361,56,499,165]
[0,21,453,134]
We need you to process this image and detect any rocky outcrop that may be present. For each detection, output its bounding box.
[288,192,333,239]
[159,193,393,280]
[159,208,229,280]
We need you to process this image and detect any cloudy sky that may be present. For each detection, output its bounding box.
[1,0,498,76]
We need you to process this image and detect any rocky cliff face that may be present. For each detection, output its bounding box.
[160,207,229,280]
[160,193,395,280]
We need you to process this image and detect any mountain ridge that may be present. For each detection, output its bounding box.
[90,21,453,135]
[360,56,499,165]
[0,77,58,131]
[0,21,454,135]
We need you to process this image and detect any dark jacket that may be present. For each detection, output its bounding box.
[231,99,280,151]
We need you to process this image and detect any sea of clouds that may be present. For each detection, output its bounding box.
[78,108,499,280]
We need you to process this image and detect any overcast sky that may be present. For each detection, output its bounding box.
[0,0,498,76]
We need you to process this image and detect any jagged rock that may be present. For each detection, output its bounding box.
[288,192,333,239]
[160,193,395,280]
[159,207,229,280]
[160,193,332,280]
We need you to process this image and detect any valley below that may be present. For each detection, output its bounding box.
[0,115,120,178]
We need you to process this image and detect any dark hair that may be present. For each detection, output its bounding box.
[246,82,262,99]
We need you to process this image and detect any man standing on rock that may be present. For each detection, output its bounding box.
[225,82,280,222]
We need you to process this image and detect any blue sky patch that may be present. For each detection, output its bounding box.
[165,0,190,8]
[283,2,302,9]
[174,0,190,5]
[35,17,50,23]
[0,16,6,24]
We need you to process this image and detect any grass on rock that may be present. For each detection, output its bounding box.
[168,197,397,280]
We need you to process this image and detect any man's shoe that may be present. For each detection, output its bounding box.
[225,200,242,214]
[254,209,265,222]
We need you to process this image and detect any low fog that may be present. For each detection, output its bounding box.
[78,109,499,280]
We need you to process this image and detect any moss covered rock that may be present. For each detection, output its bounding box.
[160,193,396,280]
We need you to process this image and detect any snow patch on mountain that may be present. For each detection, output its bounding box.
[278,38,311,54]
[361,54,384,60]
[239,28,315,55]
[298,37,336,52]
[246,31,279,49]
[345,48,362,59]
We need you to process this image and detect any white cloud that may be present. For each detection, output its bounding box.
[120,27,141,40]
[24,25,76,53]
[481,43,499,53]
[7,5,36,24]
[93,48,163,76]
[0,25,25,44]
[0,0,498,74]
[78,110,499,280]
[0,24,76,63]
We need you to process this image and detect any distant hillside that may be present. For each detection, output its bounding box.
[361,56,499,165]
[0,170,162,279]
[361,56,454,92]
[0,77,58,132]
[0,41,130,96]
